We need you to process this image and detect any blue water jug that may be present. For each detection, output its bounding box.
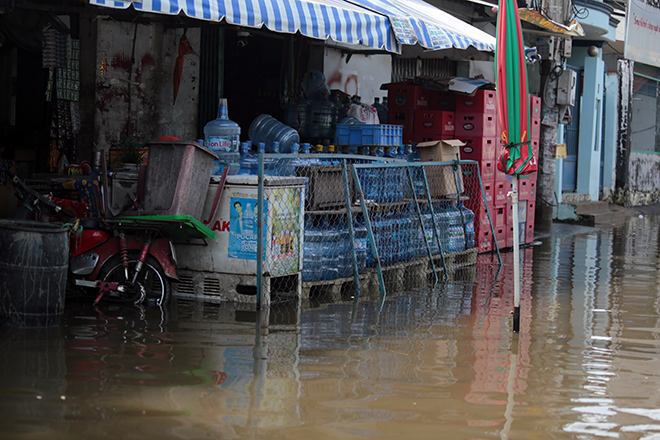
[248,114,300,153]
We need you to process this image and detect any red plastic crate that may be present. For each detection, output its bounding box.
[495,166,510,182]
[518,178,537,201]
[465,182,493,215]
[494,180,511,206]
[519,178,531,200]
[388,85,437,111]
[412,133,453,144]
[526,200,535,225]
[526,222,534,243]
[476,228,493,253]
[529,95,541,119]
[459,136,497,161]
[480,160,495,183]
[531,139,539,156]
[495,226,507,249]
[455,90,497,114]
[493,204,506,226]
[531,118,540,140]
[432,91,456,111]
[413,110,455,135]
[455,113,497,137]
[389,110,415,144]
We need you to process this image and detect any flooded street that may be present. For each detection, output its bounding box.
[2,214,660,439]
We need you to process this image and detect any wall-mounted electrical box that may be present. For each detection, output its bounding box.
[561,38,572,58]
[556,69,577,106]
[535,36,555,61]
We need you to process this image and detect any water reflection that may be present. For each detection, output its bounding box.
[3,216,660,438]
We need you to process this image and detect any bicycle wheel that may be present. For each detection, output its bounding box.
[98,252,171,306]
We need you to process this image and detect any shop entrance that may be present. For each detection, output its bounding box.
[562,66,581,192]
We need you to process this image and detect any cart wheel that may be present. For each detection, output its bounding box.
[98,252,171,306]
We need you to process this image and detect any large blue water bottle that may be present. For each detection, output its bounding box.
[204,98,241,176]
[237,142,257,175]
[265,141,281,176]
[248,114,300,153]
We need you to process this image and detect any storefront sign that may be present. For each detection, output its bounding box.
[625,0,660,68]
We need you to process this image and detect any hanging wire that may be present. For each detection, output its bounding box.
[571,0,590,20]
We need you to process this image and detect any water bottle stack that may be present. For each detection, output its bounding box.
[204,98,241,176]
[302,214,351,282]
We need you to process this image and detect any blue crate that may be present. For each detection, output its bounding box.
[335,124,403,146]
[361,124,402,146]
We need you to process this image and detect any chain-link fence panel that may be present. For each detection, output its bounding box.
[255,153,500,306]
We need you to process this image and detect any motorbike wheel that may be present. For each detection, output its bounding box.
[97,253,172,306]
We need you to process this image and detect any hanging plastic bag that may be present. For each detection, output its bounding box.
[346,103,380,124]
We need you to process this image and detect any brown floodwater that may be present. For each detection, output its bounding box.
[2,215,660,439]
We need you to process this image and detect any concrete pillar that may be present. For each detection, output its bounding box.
[576,53,604,200]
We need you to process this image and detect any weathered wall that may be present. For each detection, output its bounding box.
[323,48,392,105]
[623,152,660,206]
[95,20,200,148]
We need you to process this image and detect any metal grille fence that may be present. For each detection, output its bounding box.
[255,152,500,307]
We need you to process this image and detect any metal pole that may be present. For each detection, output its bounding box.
[351,164,386,301]
[341,159,361,299]
[407,165,440,283]
[256,152,265,311]
[511,176,521,332]
[476,162,502,266]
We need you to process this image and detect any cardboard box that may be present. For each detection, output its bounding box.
[412,133,453,144]
[416,139,464,196]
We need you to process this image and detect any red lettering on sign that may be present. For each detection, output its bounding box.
[210,220,231,232]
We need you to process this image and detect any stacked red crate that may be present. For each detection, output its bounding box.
[522,94,541,246]
[387,84,450,144]
[492,94,541,248]
[453,89,499,253]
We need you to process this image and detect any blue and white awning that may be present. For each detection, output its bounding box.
[89,0,400,53]
[346,0,496,51]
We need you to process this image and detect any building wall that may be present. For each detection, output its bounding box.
[625,152,660,205]
[94,20,200,149]
[323,48,392,105]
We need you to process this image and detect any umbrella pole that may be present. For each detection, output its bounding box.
[511,176,521,332]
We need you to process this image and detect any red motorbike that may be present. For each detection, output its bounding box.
[11,174,180,306]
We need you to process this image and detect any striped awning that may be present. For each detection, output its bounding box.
[346,0,496,52]
[89,0,400,53]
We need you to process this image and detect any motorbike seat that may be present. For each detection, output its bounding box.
[79,217,109,231]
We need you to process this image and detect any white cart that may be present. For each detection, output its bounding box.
[173,175,305,305]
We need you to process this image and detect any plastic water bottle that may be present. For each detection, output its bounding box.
[301,70,330,100]
[248,114,300,153]
[204,98,241,176]
[265,141,281,176]
[237,142,257,175]
[302,215,324,282]
[308,98,336,140]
